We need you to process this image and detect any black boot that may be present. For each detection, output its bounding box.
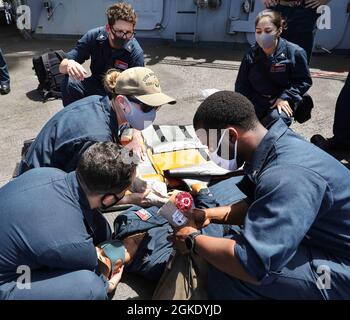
[311,134,350,151]
[0,83,10,95]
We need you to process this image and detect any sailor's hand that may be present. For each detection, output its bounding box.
[168,225,199,254]
[118,189,152,206]
[67,59,87,81]
[305,0,330,9]
[271,98,293,117]
[108,265,124,294]
[262,0,279,7]
[124,129,146,161]
[189,208,211,229]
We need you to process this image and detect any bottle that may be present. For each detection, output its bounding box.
[158,191,193,227]
[120,128,134,146]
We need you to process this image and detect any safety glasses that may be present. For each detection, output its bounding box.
[109,26,135,39]
[128,96,161,113]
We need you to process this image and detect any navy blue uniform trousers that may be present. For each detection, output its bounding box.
[0,48,10,85]
[271,5,319,64]
[61,76,107,107]
[333,68,350,146]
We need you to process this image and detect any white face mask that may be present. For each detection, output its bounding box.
[255,32,278,49]
[122,97,156,130]
[209,129,238,171]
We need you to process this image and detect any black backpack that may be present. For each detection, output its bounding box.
[32,50,67,102]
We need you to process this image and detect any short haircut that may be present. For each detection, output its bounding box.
[193,91,258,131]
[76,142,137,195]
[106,2,137,26]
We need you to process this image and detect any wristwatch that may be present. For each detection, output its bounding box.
[185,231,201,253]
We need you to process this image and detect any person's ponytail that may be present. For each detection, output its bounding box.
[104,69,121,95]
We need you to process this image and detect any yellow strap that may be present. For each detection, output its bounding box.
[140,173,165,182]
[147,148,163,175]
[151,149,206,172]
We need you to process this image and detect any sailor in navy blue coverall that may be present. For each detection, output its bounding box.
[181,91,350,300]
[0,170,111,300]
[18,66,175,175]
[0,142,136,300]
[236,38,312,127]
[206,120,350,299]
[18,95,120,174]
[60,21,144,106]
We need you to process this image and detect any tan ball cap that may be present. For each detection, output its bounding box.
[114,67,176,107]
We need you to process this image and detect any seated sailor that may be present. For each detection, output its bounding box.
[235,10,312,127]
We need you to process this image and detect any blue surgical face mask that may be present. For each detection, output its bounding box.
[256,32,278,49]
[209,129,238,171]
[122,97,156,130]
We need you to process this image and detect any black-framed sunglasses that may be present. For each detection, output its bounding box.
[128,96,161,113]
[109,26,135,39]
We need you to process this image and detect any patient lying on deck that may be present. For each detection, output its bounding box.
[95,183,229,293]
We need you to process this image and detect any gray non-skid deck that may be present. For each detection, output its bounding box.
[0,24,349,299]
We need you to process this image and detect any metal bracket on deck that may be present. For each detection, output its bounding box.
[227,18,255,34]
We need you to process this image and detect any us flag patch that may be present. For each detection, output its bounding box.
[270,63,287,73]
[115,60,128,70]
[135,209,152,221]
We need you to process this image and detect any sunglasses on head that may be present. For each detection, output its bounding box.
[127,96,161,113]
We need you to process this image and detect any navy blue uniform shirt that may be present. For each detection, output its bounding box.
[19,95,119,174]
[0,169,97,285]
[235,38,312,113]
[235,120,350,284]
[67,26,144,82]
